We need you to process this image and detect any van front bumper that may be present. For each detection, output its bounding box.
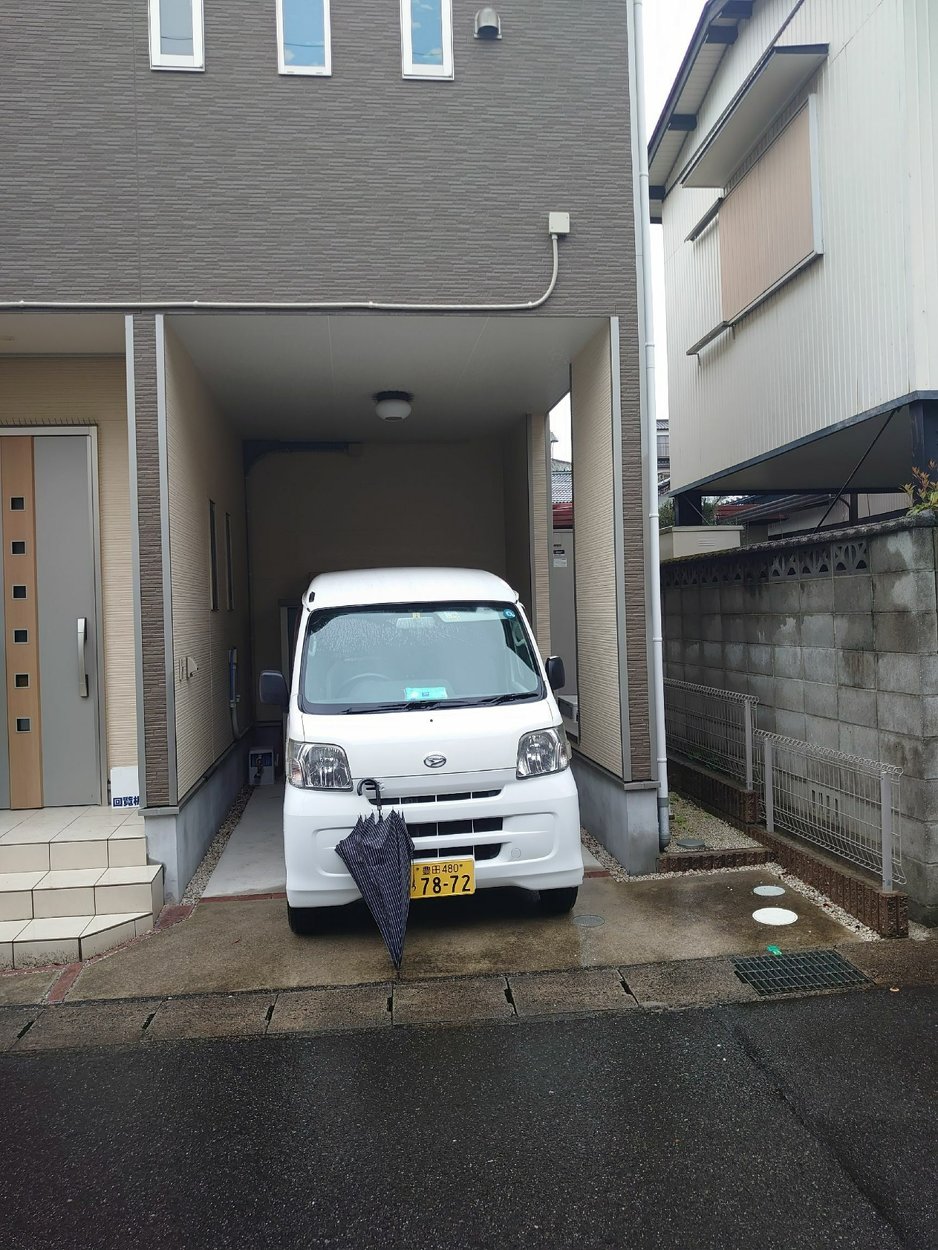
[283,767,583,909]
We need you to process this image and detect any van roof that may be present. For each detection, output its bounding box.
[306,567,519,610]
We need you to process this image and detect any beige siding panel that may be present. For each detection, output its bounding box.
[663,0,911,491]
[247,440,508,718]
[164,329,251,800]
[527,414,551,656]
[0,358,136,774]
[501,419,532,611]
[571,327,622,776]
[719,106,815,322]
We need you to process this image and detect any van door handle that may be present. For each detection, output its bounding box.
[77,617,89,698]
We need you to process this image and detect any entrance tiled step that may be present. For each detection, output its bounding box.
[0,911,154,968]
[0,821,146,874]
[0,863,163,923]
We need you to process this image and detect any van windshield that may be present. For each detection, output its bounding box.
[299,601,545,714]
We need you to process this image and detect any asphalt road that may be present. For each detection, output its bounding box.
[2,988,936,1250]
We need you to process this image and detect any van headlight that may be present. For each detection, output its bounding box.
[288,741,352,791]
[516,727,570,779]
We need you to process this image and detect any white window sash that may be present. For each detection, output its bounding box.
[276,0,332,77]
[148,0,205,71]
[400,0,454,80]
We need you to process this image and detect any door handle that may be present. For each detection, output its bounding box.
[77,617,89,698]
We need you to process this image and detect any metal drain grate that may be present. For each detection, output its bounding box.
[732,950,871,996]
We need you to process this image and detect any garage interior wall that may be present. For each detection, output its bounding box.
[248,438,509,719]
[570,326,623,777]
[0,356,137,777]
[164,328,251,800]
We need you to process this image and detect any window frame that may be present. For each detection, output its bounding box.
[148,0,205,72]
[276,0,333,77]
[400,0,454,81]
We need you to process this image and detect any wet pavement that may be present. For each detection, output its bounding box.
[2,988,936,1249]
[48,871,851,1002]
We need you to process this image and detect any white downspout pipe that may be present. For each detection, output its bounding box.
[627,0,670,849]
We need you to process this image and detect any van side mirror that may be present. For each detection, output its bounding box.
[545,656,566,692]
[259,670,289,710]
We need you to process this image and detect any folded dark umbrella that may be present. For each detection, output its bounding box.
[336,800,415,969]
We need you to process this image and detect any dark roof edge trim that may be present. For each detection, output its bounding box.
[647,0,730,173]
[670,392,938,496]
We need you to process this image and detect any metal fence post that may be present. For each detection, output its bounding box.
[744,700,754,791]
[763,736,774,833]
[880,772,894,892]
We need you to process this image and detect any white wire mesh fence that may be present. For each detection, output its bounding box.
[663,679,757,788]
[663,679,904,891]
[754,732,904,890]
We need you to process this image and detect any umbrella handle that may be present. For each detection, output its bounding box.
[357,777,383,819]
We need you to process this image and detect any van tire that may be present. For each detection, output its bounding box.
[539,886,578,915]
[287,903,323,936]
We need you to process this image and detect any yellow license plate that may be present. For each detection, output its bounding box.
[411,857,476,899]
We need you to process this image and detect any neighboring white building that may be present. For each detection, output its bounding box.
[650,0,937,528]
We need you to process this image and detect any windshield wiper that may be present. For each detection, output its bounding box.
[469,693,535,706]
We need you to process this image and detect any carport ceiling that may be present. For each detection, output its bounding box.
[169,313,606,440]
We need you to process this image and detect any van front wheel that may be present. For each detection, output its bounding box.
[539,886,578,915]
[287,903,324,937]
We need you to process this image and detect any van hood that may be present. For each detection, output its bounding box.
[297,699,560,779]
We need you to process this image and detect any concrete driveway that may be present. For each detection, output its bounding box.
[45,868,852,1002]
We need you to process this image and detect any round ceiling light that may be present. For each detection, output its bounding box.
[374,390,413,422]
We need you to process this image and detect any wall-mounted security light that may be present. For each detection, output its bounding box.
[474,7,502,39]
[374,391,413,422]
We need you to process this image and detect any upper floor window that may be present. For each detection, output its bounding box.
[149,0,204,71]
[277,0,332,76]
[400,0,454,80]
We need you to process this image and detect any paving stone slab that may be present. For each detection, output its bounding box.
[393,976,513,1026]
[621,957,761,1008]
[0,970,58,1006]
[0,1007,39,1051]
[509,968,636,1017]
[839,940,938,987]
[14,999,161,1051]
[146,993,274,1041]
[269,985,392,1034]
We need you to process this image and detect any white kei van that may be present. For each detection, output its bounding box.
[260,567,583,935]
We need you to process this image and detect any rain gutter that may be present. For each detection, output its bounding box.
[628,0,670,849]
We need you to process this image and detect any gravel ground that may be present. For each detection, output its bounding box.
[665,793,762,852]
[582,794,881,942]
[181,786,254,904]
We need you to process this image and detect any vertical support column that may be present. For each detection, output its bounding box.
[743,700,754,791]
[673,490,704,526]
[910,398,938,472]
[126,314,176,809]
[527,413,551,657]
[763,737,775,833]
[880,773,894,893]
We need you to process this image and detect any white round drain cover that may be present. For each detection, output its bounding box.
[753,884,786,897]
[752,906,798,926]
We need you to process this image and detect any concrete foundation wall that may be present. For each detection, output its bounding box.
[662,517,938,920]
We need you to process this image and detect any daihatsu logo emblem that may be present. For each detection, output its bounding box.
[424,754,447,769]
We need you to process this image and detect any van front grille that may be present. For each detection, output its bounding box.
[409,817,503,839]
[371,789,502,807]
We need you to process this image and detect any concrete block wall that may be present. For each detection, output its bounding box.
[662,517,938,922]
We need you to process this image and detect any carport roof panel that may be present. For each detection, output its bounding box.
[169,312,605,441]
